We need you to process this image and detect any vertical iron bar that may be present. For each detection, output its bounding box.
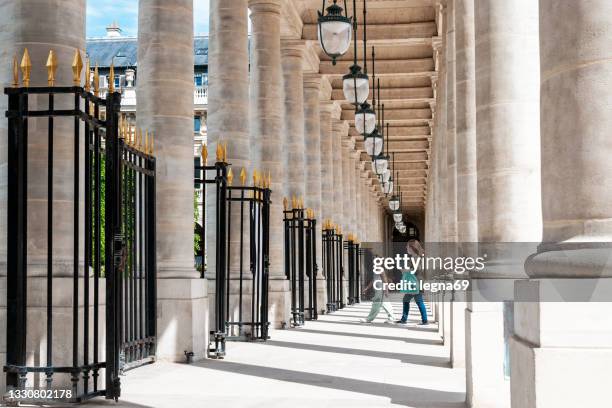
[46,91,54,388]
[72,91,80,395]
[83,92,90,393]
[93,100,100,391]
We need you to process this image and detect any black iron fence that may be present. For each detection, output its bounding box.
[345,238,362,305]
[4,56,156,403]
[283,203,318,327]
[195,157,271,358]
[322,223,344,313]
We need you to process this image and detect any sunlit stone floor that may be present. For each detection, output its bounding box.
[86,302,466,408]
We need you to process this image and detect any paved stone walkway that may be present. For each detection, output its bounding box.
[87,302,466,408]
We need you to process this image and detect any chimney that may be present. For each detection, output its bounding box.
[106,21,122,38]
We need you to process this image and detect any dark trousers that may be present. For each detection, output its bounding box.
[400,293,428,323]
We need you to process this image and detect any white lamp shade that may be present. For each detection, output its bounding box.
[364,135,383,156]
[371,157,388,175]
[381,169,391,183]
[355,111,376,135]
[318,20,352,57]
[393,212,403,223]
[382,180,394,195]
[398,225,407,233]
[343,76,369,105]
[389,197,400,211]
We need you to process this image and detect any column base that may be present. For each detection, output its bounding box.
[156,278,208,362]
[267,277,290,329]
[316,277,327,316]
[511,279,612,408]
[451,300,466,368]
[466,303,510,408]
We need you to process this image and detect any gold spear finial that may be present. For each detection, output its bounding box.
[12,54,19,88]
[283,197,288,211]
[291,195,297,209]
[84,58,91,92]
[93,64,100,96]
[227,167,234,186]
[46,50,58,87]
[108,64,115,93]
[20,48,31,87]
[201,145,208,164]
[253,170,259,186]
[136,127,142,151]
[216,142,223,162]
[223,142,228,163]
[144,130,149,154]
[240,168,247,186]
[72,49,83,86]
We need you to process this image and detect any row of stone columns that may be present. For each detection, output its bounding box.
[429,0,612,407]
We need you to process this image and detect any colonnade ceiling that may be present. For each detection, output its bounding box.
[293,0,441,216]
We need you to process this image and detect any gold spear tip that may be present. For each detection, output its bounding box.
[46,50,58,86]
[253,169,259,186]
[93,64,100,95]
[84,58,91,91]
[108,64,115,93]
[216,142,223,162]
[227,167,234,186]
[291,195,297,209]
[201,145,208,163]
[12,54,19,88]
[240,168,247,186]
[20,48,31,87]
[72,49,83,86]
[145,130,149,154]
[267,171,271,189]
[222,142,228,163]
[283,197,288,211]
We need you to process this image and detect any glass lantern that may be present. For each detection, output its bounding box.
[317,0,352,65]
[364,131,383,156]
[343,69,369,105]
[355,103,376,135]
[398,224,407,234]
[393,212,403,223]
[389,195,400,211]
[371,155,389,175]
[382,180,393,195]
[381,168,391,183]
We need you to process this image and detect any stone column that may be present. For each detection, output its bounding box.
[0,0,86,390]
[331,120,347,228]
[281,41,305,199]
[319,102,335,224]
[452,0,477,370]
[137,0,206,361]
[303,75,324,312]
[511,2,612,407]
[207,0,250,334]
[470,0,542,406]
[249,0,289,328]
[446,0,458,244]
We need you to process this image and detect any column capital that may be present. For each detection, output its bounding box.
[303,73,321,90]
[248,0,282,14]
[281,39,306,58]
[323,101,343,119]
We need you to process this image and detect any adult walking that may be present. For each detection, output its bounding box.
[397,239,428,325]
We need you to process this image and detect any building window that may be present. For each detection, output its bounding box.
[194,116,201,132]
[194,75,203,87]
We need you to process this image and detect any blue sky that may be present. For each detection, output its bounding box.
[86,0,210,38]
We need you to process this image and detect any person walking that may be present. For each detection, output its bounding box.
[360,269,395,323]
[397,239,428,325]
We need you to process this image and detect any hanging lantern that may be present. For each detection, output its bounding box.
[371,154,389,175]
[389,195,400,211]
[393,211,403,223]
[382,180,393,195]
[317,0,352,65]
[343,69,369,105]
[381,168,391,183]
[398,224,407,234]
[364,130,383,156]
[355,103,376,135]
